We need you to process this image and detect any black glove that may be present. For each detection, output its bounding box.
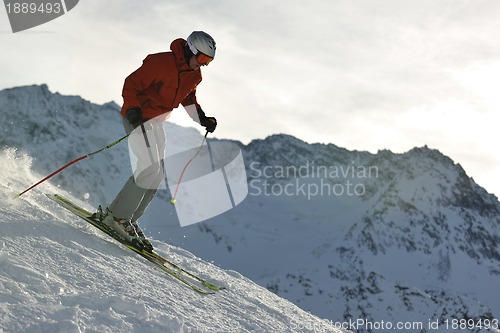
[125,108,144,129]
[197,108,217,133]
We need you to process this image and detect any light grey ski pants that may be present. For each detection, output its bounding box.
[108,118,166,221]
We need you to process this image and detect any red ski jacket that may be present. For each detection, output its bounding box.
[120,38,202,120]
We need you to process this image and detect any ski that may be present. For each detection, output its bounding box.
[145,250,225,291]
[45,193,225,294]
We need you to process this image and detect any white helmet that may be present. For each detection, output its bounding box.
[187,31,216,58]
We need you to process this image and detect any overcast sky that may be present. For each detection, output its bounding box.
[1,0,499,197]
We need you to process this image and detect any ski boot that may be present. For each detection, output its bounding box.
[91,205,105,223]
[92,207,152,252]
[131,220,154,253]
[98,208,143,250]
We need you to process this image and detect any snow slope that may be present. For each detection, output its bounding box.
[0,150,341,332]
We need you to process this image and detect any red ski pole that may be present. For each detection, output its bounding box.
[170,131,208,204]
[16,134,129,198]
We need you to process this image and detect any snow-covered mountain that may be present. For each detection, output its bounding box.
[2,84,500,332]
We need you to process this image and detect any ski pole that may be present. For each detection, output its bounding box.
[16,134,130,198]
[170,131,209,204]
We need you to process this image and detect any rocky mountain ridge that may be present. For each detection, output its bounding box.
[2,84,499,332]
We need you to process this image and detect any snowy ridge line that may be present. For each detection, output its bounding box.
[3,84,500,331]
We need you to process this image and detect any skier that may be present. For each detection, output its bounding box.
[93,31,217,252]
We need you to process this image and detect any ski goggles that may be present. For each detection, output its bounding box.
[195,52,214,66]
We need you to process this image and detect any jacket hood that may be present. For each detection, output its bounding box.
[170,38,190,70]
